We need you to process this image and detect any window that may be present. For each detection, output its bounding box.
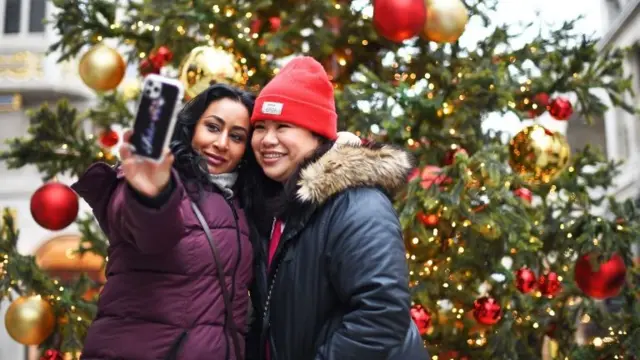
[29,0,46,33]
[606,0,621,12]
[0,94,22,112]
[606,0,622,24]
[3,0,22,34]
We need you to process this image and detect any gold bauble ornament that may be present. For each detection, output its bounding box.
[178,46,243,100]
[78,44,126,92]
[423,0,469,43]
[119,78,141,101]
[508,125,571,186]
[4,295,56,345]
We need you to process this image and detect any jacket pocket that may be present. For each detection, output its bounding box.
[313,312,343,354]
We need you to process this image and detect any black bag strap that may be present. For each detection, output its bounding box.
[190,201,243,359]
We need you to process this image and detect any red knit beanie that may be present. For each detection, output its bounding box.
[251,56,338,140]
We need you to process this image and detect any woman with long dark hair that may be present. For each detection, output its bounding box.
[72,84,255,359]
[245,57,429,360]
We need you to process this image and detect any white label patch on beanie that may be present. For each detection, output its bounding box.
[262,102,283,115]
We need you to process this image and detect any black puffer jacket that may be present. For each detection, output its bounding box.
[246,142,429,360]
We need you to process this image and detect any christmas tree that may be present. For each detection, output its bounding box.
[1,0,639,358]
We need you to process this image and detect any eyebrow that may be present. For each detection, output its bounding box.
[206,115,248,134]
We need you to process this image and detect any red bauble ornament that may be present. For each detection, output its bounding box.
[444,147,468,165]
[408,165,451,189]
[538,272,562,296]
[416,211,439,227]
[528,92,550,118]
[410,304,432,335]
[268,17,282,31]
[250,19,260,33]
[250,16,282,33]
[515,267,537,294]
[408,168,420,182]
[139,58,160,76]
[548,97,573,120]
[574,253,626,299]
[30,183,79,231]
[372,0,426,43]
[139,46,173,77]
[513,188,532,204]
[40,349,63,360]
[473,296,502,325]
[98,128,120,148]
[154,46,174,64]
[150,54,166,69]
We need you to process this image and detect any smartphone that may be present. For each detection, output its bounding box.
[129,74,184,162]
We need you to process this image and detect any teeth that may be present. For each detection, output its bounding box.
[263,153,284,159]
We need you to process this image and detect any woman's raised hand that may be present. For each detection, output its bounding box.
[119,130,175,198]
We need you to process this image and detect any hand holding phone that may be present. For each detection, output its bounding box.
[129,74,184,162]
[120,130,174,198]
[122,74,184,197]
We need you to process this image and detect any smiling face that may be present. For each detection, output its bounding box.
[251,120,320,183]
[191,98,250,174]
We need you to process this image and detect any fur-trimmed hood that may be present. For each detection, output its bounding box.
[243,140,414,233]
[296,142,414,205]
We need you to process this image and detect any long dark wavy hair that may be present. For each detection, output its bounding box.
[169,83,255,202]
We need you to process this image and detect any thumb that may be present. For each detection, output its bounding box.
[122,129,133,144]
[160,148,175,172]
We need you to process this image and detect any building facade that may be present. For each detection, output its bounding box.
[564,0,640,212]
[0,0,96,358]
[594,0,640,199]
[562,0,640,350]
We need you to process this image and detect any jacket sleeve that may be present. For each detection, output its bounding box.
[315,188,411,360]
[71,162,185,254]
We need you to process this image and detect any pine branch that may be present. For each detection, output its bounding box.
[0,100,117,181]
[0,208,101,354]
[0,0,637,356]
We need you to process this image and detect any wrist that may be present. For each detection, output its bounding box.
[129,177,175,208]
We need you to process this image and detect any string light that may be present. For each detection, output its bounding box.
[12,4,636,357]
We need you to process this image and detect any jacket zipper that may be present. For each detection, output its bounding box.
[263,219,286,322]
[260,260,281,360]
[260,220,292,359]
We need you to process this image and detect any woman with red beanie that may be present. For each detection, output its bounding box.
[244,56,429,360]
